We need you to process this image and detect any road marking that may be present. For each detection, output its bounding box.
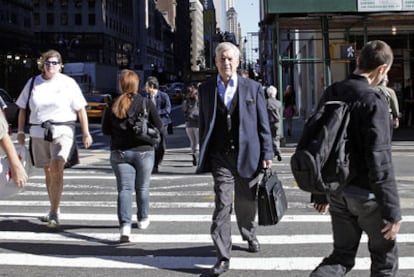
[0,200,308,209]
[1,212,413,223]
[28,175,208,181]
[0,254,413,270]
[1,231,414,244]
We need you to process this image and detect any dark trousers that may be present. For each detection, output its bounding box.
[311,192,398,276]
[209,151,258,261]
[154,125,167,169]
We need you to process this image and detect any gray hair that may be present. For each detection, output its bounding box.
[267,85,277,98]
[215,42,240,59]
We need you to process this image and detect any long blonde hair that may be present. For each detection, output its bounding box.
[112,69,139,119]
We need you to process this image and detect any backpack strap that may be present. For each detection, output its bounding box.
[25,76,36,125]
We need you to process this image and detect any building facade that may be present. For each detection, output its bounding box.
[190,0,205,71]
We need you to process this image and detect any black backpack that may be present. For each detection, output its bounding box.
[290,100,350,194]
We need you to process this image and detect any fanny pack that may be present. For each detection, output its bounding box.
[39,121,76,142]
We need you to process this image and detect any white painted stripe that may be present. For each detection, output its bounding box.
[2,213,414,224]
[0,212,331,222]
[0,254,413,270]
[0,200,316,209]
[28,175,207,180]
[0,200,213,208]
[19,190,214,196]
[1,231,414,244]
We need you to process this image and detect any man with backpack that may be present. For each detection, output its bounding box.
[308,40,401,276]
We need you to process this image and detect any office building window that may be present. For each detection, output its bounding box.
[33,13,40,25]
[24,16,31,28]
[47,0,54,8]
[47,13,54,25]
[75,13,82,25]
[61,13,68,25]
[75,0,82,8]
[88,14,95,25]
[88,0,96,8]
[60,0,68,8]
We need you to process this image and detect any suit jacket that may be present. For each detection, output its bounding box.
[150,90,171,126]
[197,75,273,178]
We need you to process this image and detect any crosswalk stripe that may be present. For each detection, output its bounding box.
[2,212,414,223]
[1,231,413,244]
[0,254,413,270]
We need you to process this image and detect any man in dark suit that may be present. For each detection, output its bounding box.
[145,76,171,173]
[197,42,274,276]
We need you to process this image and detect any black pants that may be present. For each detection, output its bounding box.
[154,125,167,169]
[311,192,398,276]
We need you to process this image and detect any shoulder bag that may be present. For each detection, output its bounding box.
[257,168,288,226]
[128,97,161,146]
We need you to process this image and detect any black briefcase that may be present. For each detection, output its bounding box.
[257,169,288,226]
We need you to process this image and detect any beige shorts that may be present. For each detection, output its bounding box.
[31,134,74,168]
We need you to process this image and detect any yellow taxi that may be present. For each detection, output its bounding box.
[84,94,112,119]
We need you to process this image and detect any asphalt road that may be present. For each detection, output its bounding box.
[1,107,414,276]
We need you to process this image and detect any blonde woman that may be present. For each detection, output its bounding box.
[16,49,92,229]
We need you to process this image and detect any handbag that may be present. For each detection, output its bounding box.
[128,97,161,145]
[64,140,79,168]
[257,168,288,226]
[0,145,30,199]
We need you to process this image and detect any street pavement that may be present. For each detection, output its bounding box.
[0,120,413,276]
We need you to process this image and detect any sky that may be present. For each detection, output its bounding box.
[233,1,260,64]
[234,0,260,37]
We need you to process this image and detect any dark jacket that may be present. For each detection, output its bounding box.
[182,96,199,128]
[102,94,163,151]
[197,75,273,179]
[150,90,171,126]
[320,74,401,223]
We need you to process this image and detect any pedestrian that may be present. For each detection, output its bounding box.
[145,76,171,173]
[182,83,199,166]
[197,42,273,276]
[0,95,7,116]
[0,111,27,188]
[0,95,12,135]
[376,75,400,130]
[311,40,401,276]
[266,85,282,161]
[283,84,297,137]
[402,78,414,126]
[102,69,163,243]
[239,69,249,78]
[16,49,93,229]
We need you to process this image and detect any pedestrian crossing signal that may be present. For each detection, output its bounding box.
[340,45,355,59]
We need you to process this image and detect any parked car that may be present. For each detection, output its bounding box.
[84,94,112,120]
[0,88,19,126]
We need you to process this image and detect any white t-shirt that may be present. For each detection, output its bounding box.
[16,73,87,139]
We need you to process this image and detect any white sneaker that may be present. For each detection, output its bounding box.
[137,218,150,229]
[40,208,61,222]
[120,225,131,243]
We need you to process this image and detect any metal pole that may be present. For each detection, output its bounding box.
[321,16,331,88]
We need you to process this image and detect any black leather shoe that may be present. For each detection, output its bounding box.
[210,260,229,276]
[248,239,260,253]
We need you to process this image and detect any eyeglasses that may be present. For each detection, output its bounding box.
[44,61,60,66]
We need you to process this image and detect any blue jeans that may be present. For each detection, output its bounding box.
[110,149,154,227]
[310,192,398,276]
